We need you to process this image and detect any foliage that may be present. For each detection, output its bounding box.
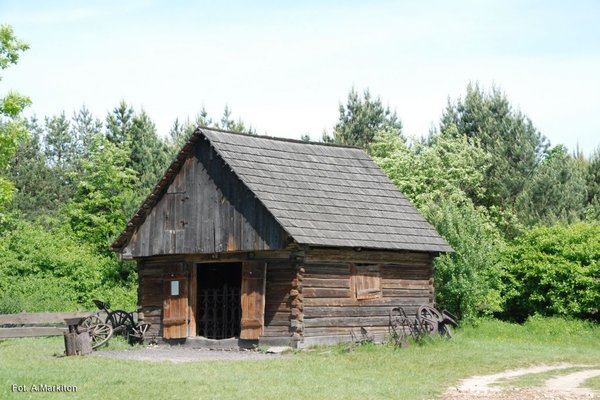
[218,104,255,134]
[371,129,504,319]
[328,88,402,148]
[516,145,588,226]
[126,110,171,205]
[370,128,489,211]
[428,200,505,319]
[498,223,600,322]
[63,135,136,253]
[0,215,136,313]
[440,82,549,234]
[586,146,600,219]
[0,25,30,217]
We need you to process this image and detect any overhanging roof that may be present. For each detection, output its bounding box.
[111,128,453,253]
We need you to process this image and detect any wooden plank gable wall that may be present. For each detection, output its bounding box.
[124,139,288,258]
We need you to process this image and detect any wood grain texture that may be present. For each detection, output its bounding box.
[302,257,434,341]
[162,276,189,339]
[0,311,91,325]
[0,327,67,338]
[240,262,266,340]
[124,138,288,258]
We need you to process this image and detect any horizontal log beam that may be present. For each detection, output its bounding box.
[0,311,92,325]
[0,327,67,338]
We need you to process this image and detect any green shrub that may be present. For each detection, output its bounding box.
[428,199,505,320]
[499,223,600,322]
[0,217,136,313]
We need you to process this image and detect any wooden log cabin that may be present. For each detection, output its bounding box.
[110,128,452,348]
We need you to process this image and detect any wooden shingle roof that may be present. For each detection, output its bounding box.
[111,128,452,253]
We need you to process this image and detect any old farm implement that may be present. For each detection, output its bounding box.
[91,299,151,344]
[389,305,458,346]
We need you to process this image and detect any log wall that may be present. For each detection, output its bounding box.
[301,250,434,347]
[137,257,187,340]
[135,249,436,348]
[136,255,297,344]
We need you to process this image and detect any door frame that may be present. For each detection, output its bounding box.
[192,260,267,340]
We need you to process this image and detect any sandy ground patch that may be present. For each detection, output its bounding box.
[444,364,599,400]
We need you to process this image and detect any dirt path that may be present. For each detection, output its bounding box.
[444,364,599,400]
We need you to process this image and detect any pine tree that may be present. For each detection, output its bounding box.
[333,88,402,149]
[439,83,550,232]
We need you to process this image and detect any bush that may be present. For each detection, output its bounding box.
[499,223,600,322]
[428,199,505,320]
[0,217,136,313]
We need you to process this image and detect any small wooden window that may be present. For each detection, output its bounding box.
[352,264,381,300]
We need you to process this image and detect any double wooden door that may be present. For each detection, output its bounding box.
[162,262,266,340]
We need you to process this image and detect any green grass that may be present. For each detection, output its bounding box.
[588,376,600,391]
[0,317,599,400]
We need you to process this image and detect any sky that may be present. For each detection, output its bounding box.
[2,0,600,154]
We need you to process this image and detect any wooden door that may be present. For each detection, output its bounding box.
[240,262,266,340]
[162,275,189,339]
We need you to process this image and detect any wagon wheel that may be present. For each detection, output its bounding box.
[389,308,408,345]
[128,323,151,344]
[106,310,133,335]
[88,323,113,349]
[439,310,459,339]
[439,323,454,339]
[417,305,443,337]
[417,305,443,324]
[76,315,103,334]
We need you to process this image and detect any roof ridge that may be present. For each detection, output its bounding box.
[198,127,363,149]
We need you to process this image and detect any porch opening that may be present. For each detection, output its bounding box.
[197,262,242,339]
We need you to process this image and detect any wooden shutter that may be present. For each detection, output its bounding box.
[353,265,381,300]
[162,275,189,339]
[240,262,266,340]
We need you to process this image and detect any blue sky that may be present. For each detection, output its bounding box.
[2,0,600,153]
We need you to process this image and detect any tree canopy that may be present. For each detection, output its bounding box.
[0,25,30,217]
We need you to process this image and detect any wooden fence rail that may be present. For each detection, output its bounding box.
[0,311,105,339]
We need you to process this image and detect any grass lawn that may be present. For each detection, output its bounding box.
[1,317,599,400]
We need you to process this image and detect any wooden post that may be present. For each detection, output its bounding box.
[63,319,92,356]
[63,332,92,356]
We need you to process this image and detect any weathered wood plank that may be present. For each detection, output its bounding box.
[304,296,431,307]
[381,279,431,289]
[0,327,67,338]
[303,288,351,298]
[0,311,92,325]
[304,306,397,318]
[303,326,390,337]
[304,316,390,328]
[382,288,433,297]
[305,249,432,264]
[126,139,288,258]
[303,278,350,288]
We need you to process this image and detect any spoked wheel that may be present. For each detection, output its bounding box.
[106,310,133,336]
[439,323,454,339]
[128,323,151,344]
[439,310,459,339]
[389,308,408,345]
[88,323,113,349]
[77,315,103,333]
[417,305,443,337]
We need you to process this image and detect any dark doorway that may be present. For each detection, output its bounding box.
[197,262,242,339]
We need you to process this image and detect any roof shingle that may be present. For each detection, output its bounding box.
[202,129,452,253]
